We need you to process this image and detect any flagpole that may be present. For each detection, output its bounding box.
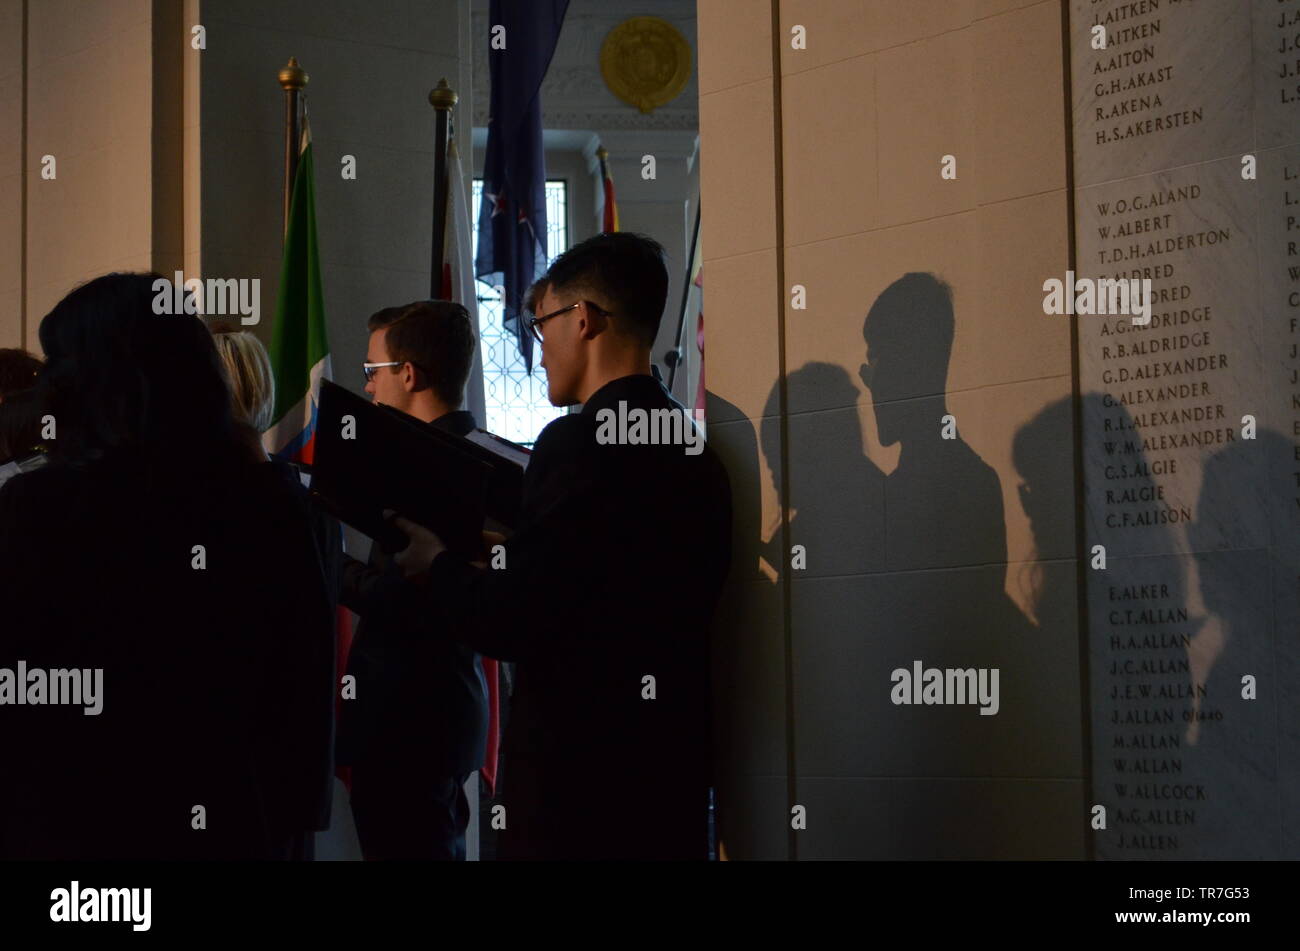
[278,57,309,241]
[429,78,458,298]
[666,198,701,392]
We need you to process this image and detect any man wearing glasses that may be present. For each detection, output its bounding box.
[336,300,489,861]
[384,231,733,860]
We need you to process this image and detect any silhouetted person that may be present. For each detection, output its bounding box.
[336,300,489,861]
[377,233,732,860]
[0,273,334,859]
[210,323,342,856]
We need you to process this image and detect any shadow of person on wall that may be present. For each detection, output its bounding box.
[1188,429,1293,728]
[759,362,885,578]
[705,391,765,585]
[1010,394,1116,781]
[860,273,1030,679]
[1011,395,1079,638]
[1183,429,1295,857]
[1019,391,1204,856]
[861,272,1006,571]
[703,389,787,860]
[855,273,1043,817]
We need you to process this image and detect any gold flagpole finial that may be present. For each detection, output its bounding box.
[429,78,458,111]
[278,57,308,91]
[596,146,609,161]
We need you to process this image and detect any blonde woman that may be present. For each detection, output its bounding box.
[210,324,275,462]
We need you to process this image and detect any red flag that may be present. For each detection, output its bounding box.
[598,147,619,233]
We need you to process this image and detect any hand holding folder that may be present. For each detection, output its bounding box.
[308,380,525,557]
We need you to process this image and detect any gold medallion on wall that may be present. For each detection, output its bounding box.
[600,17,692,114]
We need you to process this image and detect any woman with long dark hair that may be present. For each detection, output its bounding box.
[0,273,334,859]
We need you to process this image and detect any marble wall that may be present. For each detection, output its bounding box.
[699,0,1086,860]
[1072,0,1300,860]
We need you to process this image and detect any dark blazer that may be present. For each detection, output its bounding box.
[384,375,732,859]
[0,451,335,859]
[336,409,489,779]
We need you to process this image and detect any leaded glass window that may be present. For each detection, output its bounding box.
[471,179,570,446]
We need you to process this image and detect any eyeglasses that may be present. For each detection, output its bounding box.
[526,302,578,344]
[363,360,429,384]
[363,361,402,383]
[526,300,610,344]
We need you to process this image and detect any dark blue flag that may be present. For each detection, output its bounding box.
[475,0,570,372]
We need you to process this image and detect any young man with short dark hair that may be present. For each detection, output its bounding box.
[338,299,489,861]
[388,232,733,860]
[362,300,477,420]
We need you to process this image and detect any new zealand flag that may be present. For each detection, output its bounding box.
[475,0,570,372]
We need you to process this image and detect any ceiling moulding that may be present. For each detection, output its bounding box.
[473,108,699,131]
[582,129,700,174]
[471,6,699,134]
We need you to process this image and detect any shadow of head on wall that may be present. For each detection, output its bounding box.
[860,272,1006,570]
[1012,394,1083,632]
[1186,428,1296,752]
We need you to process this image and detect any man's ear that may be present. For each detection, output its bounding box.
[578,304,608,341]
[402,362,420,392]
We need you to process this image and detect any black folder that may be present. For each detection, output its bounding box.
[310,380,506,556]
[432,426,529,530]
